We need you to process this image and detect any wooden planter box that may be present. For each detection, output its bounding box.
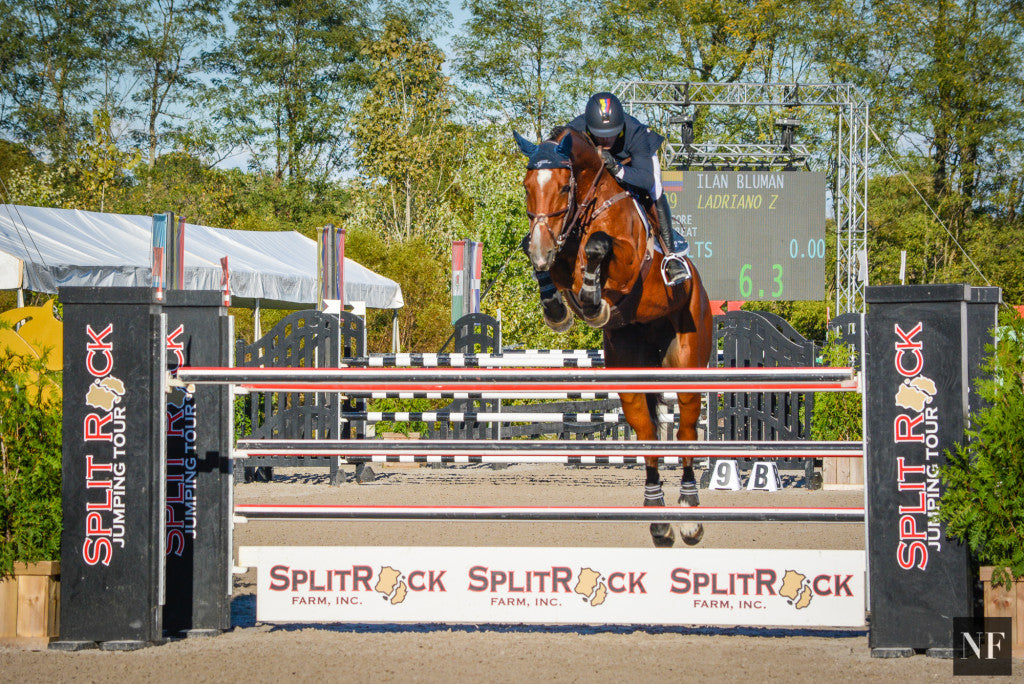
[0,561,60,649]
[980,566,1024,650]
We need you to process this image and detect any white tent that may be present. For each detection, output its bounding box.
[0,248,20,289]
[0,204,404,310]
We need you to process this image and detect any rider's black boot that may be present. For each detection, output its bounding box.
[656,194,690,286]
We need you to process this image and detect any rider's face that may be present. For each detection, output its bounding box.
[592,134,617,149]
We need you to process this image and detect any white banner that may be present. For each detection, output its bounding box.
[240,546,866,627]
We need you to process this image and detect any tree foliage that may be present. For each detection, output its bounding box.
[453,0,595,140]
[938,310,1024,589]
[208,0,364,183]
[128,0,226,165]
[349,16,465,243]
[0,349,62,573]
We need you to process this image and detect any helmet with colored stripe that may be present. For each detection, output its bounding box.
[584,92,625,138]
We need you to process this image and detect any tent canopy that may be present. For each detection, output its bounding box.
[0,205,403,309]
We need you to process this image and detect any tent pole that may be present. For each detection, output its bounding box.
[254,299,262,339]
[391,310,400,353]
[16,288,24,308]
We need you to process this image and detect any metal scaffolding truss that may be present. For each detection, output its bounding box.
[615,81,870,314]
[661,142,812,170]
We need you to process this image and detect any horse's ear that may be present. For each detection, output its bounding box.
[555,134,572,158]
[513,131,537,157]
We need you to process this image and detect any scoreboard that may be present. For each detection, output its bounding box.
[663,170,826,301]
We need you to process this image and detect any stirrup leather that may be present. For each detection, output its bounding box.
[661,253,691,285]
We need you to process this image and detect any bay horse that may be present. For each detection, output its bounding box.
[514,126,714,547]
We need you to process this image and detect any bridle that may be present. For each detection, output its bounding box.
[526,141,632,254]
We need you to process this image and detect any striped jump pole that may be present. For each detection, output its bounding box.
[233,504,866,524]
[345,351,605,368]
[176,366,859,394]
[234,438,864,464]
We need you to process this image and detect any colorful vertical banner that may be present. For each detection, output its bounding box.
[158,212,186,291]
[470,240,483,314]
[451,240,465,324]
[220,256,230,306]
[316,224,345,311]
[151,214,167,299]
[451,240,483,323]
[337,225,345,307]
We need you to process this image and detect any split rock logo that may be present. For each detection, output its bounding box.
[779,570,813,609]
[375,566,408,604]
[85,376,126,410]
[574,567,608,606]
[894,376,937,412]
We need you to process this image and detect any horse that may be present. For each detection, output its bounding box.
[514,126,714,547]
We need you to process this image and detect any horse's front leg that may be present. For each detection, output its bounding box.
[531,269,572,332]
[675,390,704,545]
[522,234,573,332]
[620,392,675,547]
[579,232,611,328]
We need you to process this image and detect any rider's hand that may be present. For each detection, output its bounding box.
[600,150,621,175]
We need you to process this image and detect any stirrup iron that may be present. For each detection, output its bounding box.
[661,254,691,286]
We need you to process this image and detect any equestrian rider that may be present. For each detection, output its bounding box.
[568,92,690,285]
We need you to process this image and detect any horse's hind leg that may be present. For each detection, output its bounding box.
[676,390,704,545]
[621,392,674,547]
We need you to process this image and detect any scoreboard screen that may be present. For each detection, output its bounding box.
[663,170,826,301]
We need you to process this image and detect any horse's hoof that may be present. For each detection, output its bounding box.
[582,300,610,329]
[543,307,573,332]
[650,523,675,547]
[679,480,700,507]
[678,492,700,507]
[679,523,704,546]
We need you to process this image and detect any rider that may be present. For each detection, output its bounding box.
[568,92,690,285]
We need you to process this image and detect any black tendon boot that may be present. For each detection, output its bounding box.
[655,194,690,286]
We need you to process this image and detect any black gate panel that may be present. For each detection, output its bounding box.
[235,310,365,483]
[708,310,817,485]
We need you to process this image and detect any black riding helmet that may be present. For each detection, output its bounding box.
[584,92,625,138]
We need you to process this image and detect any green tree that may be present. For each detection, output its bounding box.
[128,0,226,166]
[349,16,465,243]
[73,108,142,212]
[854,1,1024,286]
[0,350,62,575]
[0,0,132,161]
[939,311,1024,588]
[209,0,364,184]
[453,0,595,140]
[587,0,793,84]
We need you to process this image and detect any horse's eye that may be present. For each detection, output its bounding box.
[561,185,570,193]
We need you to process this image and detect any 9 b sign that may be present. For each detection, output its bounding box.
[663,171,826,301]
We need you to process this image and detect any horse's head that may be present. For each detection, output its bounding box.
[514,130,576,271]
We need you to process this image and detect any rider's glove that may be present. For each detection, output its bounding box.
[600,150,622,175]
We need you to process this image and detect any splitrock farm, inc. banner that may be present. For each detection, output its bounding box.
[240,546,865,627]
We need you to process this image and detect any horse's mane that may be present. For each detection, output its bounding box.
[547,125,570,140]
[546,125,598,161]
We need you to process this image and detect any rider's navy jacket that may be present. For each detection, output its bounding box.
[568,113,665,195]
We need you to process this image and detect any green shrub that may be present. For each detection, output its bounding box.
[810,330,862,441]
[0,351,62,577]
[938,310,1024,589]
